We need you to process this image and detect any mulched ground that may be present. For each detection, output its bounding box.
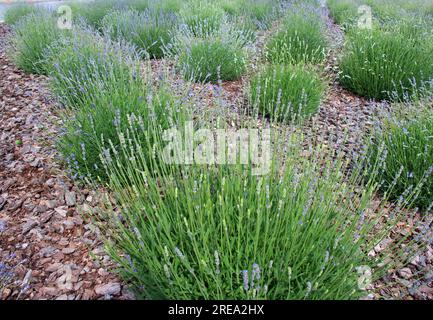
[0,4,432,300]
[0,23,132,300]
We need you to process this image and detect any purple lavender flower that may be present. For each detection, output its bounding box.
[252,263,261,281]
[242,270,249,291]
[0,220,6,233]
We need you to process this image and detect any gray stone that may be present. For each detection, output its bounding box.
[46,200,57,209]
[22,220,37,234]
[55,294,69,300]
[65,192,76,207]
[62,247,76,255]
[94,283,121,296]
[0,219,6,232]
[54,206,68,217]
[398,268,413,279]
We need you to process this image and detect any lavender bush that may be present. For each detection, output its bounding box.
[367,104,433,209]
[102,9,178,59]
[175,20,250,83]
[249,64,325,122]
[339,27,433,101]
[91,117,425,299]
[179,0,225,36]
[265,3,328,65]
[4,3,45,25]
[46,29,187,180]
[9,12,70,75]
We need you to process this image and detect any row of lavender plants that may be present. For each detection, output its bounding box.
[328,0,433,209]
[4,0,431,299]
[251,1,328,123]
